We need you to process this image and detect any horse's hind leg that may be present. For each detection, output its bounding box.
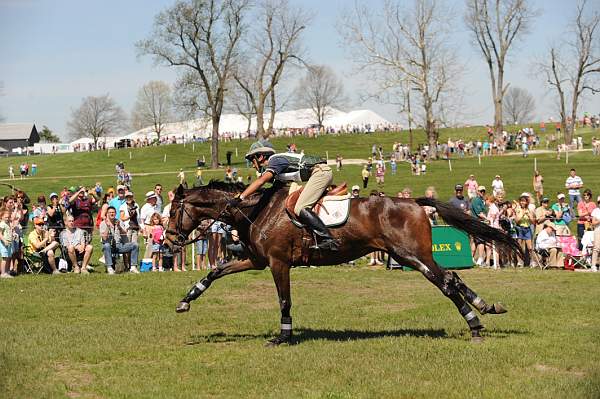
[450,271,507,315]
[176,259,261,312]
[391,252,486,342]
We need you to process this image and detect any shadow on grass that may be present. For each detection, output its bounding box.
[185,327,529,345]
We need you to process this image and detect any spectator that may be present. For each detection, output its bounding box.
[28,217,60,274]
[375,163,385,187]
[401,187,412,199]
[535,222,564,268]
[8,165,14,180]
[119,191,142,272]
[150,213,165,272]
[94,182,103,198]
[154,184,164,212]
[177,168,186,185]
[208,221,226,270]
[69,186,95,235]
[108,185,127,220]
[161,190,186,272]
[533,170,544,204]
[96,191,115,229]
[464,175,479,200]
[448,184,470,214]
[552,193,572,236]
[99,207,139,275]
[361,165,370,189]
[31,162,37,176]
[423,187,438,225]
[590,198,600,272]
[565,168,583,211]
[514,195,535,267]
[491,175,504,197]
[141,191,159,259]
[470,186,488,266]
[194,219,212,271]
[32,195,47,221]
[534,198,554,235]
[336,154,343,171]
[576,189,596,245]
[0,209,14,278]
[351,185,360,198]
[60,215,93,274]
[195,167,204,187]
[390,158,397,175]
[46,193,65,234]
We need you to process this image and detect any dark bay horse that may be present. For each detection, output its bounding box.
[165,181,521,345]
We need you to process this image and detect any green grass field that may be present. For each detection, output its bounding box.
[0,126,599,398]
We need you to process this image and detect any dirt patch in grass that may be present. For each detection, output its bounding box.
[54,362,100,399]
[533,363,587,378]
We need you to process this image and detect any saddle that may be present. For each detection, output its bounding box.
[285,182,348,224]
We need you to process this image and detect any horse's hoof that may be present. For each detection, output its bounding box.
[471,335,485,344]
[265,337,292,347]
[176,302,190,313]
[492,303,507,314]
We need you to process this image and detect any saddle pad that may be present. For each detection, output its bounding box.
[317,196,351,227]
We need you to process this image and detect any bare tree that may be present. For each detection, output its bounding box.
[339,0,461,159]
[137,0,249,168]
[542,1,600,144]
[465,0,537,140]
[67,94,127,147]
[294,65,345,128]
[502,86,536,124]
[234,0,311,138]
[131,81,173,141]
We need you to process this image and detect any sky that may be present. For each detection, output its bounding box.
[1,0,599,140]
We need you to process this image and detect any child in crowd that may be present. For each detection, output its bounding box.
[150,213,164,272]
[0,210,14,278]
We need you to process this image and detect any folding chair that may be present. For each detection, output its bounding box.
[531,247,549,270]
[558,235,589,270]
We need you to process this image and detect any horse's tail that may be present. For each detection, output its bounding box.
[415,197,523,259]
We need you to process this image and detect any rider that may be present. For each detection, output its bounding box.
[228,146,339,251]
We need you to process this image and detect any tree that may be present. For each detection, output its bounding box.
[293,65,345,128]
[67,94,127,148]
[131,81,173,141]
[465,0,537,140]
[39,125,61,143]
[234,0,311,138]
[339,0,461,159]
[502,87,535,124]
[137,0,249,168]
[541,0,600,144]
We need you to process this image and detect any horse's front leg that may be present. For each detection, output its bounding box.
[176,259,261,313]
[266,260,293,346]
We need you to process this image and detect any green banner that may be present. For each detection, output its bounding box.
[390,225,473,270]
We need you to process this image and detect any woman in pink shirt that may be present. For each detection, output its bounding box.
[464,174,479,200]
[577,189,596,244]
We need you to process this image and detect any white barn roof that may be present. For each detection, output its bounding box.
[0,123,36,140]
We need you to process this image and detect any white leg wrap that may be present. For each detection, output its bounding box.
[473,297,483,307]
[195,282,207,292]
[281,323,292,330]
[464,310,477,321]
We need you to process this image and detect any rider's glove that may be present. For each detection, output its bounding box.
[228,196,242,208]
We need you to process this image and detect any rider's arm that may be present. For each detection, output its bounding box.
[239,171,274,200]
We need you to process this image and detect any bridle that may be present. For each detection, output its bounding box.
[166,198,228,248]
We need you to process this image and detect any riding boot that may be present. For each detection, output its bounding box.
[298,209,339,251]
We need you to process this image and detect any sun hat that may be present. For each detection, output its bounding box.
[495,175,501,178]
[49,192,58,199]
[351,185,360,191]
[33,217,44,225]
[245,146,276,161]
[543,221,556,230]
[557,193,566,199]
[455,184,463,190]
[145,191,157,200]
[107,187,116,194]
[116,184,127,192]
[520,192,530,197]
[124,191,134,197]
[477,186,486,191]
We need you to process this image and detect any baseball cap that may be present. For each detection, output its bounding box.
[33,217,44,225]
[68,186,76,192]
[543,221,556,230]
[495,175,500,178]
[520,192,530,197]
[116,184,127,192]
[351,185,360,191]
[49,192,58,199]
[145,191,157,200]
[557,193,566,199]
[541,197,549,203]
[454,184,463,191]
[477,186,486,191]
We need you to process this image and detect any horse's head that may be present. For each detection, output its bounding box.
[164,181,245,250]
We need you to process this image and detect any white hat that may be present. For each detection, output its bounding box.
[520,192,530,197]
[145,191,157,200]
[557,193,566,199]
[351,185,360,191]
[116,184,127,192]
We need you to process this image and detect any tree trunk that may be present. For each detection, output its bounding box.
[567,95,580,146]
[267,89,276,136]
[256,101,266,138]
[211,115,220,169]
[425,118,438,159]
[494,69,504,140]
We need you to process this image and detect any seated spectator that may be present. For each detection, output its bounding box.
[535,221,564,267]
[60,215,93,274]
[99,207,139,274]
[28,217,61,274]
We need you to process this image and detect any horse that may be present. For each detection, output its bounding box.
[165,181,522,345]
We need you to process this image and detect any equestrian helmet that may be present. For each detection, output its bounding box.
[245,146,276,161]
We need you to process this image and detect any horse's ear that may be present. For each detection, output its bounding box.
[176,184,185,196]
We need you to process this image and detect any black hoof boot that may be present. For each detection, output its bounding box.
[471,329,484,343]
[483,303,507,315]
[176,301,190,313]
[265,334,293,347]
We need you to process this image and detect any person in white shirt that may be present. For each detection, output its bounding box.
[535,221,564,268]
[565,168,583,211]
[491,175,504,197]
[590,201,600,272]
[141,191,159,258]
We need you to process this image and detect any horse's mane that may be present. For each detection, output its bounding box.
[202,179,248,193]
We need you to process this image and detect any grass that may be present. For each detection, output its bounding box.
[1,268,599,398]
[0,125,599,398]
